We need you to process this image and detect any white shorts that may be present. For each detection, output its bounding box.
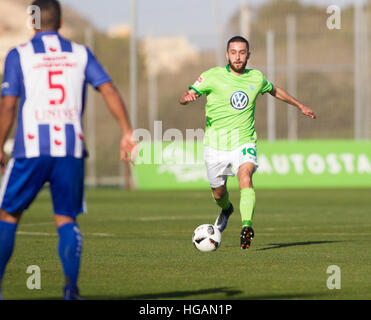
[204,143,258,188]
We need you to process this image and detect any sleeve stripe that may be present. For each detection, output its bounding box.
[189,86,202,96]
[1,91,19,97]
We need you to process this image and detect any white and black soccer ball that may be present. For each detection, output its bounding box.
[192,224,222,252]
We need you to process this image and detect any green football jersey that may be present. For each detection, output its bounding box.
[190,65,273,151]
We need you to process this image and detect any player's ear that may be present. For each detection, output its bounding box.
[59,18,64,29]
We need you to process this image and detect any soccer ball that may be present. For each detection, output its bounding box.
[192,224,221,252]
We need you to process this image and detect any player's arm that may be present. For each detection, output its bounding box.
[179,89,199,105]
[0,49,21,172]
[0,96,17,173]
[98,82,137,162]
[270,85,316,119]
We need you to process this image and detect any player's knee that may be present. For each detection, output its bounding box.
[238,168,254,189]
[212,187,227,200]
[239,175,253,189]
[0,209,22,223]
[54,214,76,228]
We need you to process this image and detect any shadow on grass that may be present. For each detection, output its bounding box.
[26,292,330,300]
[233,292,332,300]
[9,289,332,300]
[85,291,329,300]
[88,287,243,300]
[257,240,342,251]
[17,287,242,300]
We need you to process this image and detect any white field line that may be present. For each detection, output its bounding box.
[87,233,115,237]
[20,218,371,231]
[17,231,114,237]
[20,216,216,224]
[17,220,371,237]
[17,231,56,236]
[135,215,215,221]
[16,230,371,238]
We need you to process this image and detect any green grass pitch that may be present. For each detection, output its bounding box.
[2,188,371,300]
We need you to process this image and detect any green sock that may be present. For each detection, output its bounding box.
[213,191,230,210]
[240,188,256,227]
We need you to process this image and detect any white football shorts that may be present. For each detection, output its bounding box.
[204,143,258,188]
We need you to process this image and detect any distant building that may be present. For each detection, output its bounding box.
[142,36,200,75]
[107,24,131,39]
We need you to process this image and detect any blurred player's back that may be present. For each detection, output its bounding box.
[0,0,135,300]
[6,31,109,159]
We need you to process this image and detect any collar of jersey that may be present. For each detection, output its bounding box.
[32,30,60,40]
[225,64,250,75]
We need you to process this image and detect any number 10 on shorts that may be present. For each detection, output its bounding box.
[242,147,256,157]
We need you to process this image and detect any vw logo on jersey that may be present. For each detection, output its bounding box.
[230,91,249,110]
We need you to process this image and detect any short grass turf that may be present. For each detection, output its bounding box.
[2,188,371,300]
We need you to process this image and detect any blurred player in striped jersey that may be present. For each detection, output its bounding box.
[180,36,315,250]
[0,0,136,299]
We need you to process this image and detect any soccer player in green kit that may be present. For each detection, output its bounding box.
[179,36,316,250]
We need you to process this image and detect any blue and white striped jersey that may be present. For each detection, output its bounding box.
[1,31,111,159]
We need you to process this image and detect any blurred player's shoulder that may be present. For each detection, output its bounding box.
[4,46,20,59]
[54,34,91,57]
[17,41,32,50]
[12,33,92,56]
[4,41,31,58]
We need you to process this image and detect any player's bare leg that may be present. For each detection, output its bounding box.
[213,184,234,232]
[212,184,227,200]
[55,214,83,300]
[0,209,22,299]
[54,214,75,228]
[0,210,22,224]
[238,162,255,189]
[237,162,256,249]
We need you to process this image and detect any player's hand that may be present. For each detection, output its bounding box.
[0,149,7,174]
[179,90,198,105]
[300,105,316,119]
[120,133,138,165]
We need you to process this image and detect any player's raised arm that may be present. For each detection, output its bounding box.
[98,81,137,162]
[270,85,316,119]
[179,89,199,105]
[0,96,17,173]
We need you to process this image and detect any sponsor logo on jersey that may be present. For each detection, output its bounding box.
[194,76,204,87]
[230,90,249,110]
[34,108,79,122]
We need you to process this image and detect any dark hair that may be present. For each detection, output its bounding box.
[227,36,249,51]
[31,0,62,30]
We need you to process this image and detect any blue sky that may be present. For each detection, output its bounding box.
[59,0,357,49]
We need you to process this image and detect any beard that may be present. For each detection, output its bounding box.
[229,59,247,73]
